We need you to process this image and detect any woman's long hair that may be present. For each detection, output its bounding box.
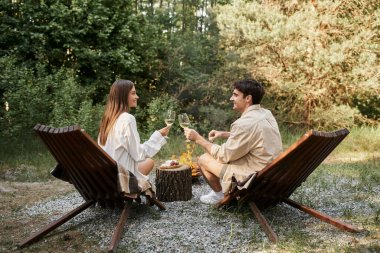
[98,80,134,146]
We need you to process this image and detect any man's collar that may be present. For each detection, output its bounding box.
[242,104,261,116]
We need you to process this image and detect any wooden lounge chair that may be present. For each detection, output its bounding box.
[19,124,165,252]
[217,128,361,242]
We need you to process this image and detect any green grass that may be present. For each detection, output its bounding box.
[0,135,55,182]
[336,126,380,153]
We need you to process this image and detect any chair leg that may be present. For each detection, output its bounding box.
[215,193,236,208]
[249,202,279,243]
[146,195,166,211]
[18,200,94,248]
[283,198,361,233]
[108,202,131,253]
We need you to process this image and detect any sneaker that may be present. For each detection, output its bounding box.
[200,191,224,205]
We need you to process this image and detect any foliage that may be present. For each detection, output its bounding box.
[0,0,163,96]
[48,70,103,138]
[196,105,237,133]
[1,0,379,138]
[213,0,380,130]
[0,0,232,137]
[353,89,380,121]
[50,96,104,139]
[0,0,167,137]
[136,93,181,138]
[1,56,55,137]
[0,56,100,138]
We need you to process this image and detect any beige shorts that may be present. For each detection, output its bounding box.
[219,164,259,193]
[219,164,229,178]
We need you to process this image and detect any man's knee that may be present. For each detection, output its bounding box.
[197,153,209,169]
[197,153,224,184]
[198,153,219,174]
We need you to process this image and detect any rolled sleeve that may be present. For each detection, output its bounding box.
[149,131,167,146]
[211,125,251,163]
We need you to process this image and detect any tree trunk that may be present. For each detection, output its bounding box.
[155,165,192,202]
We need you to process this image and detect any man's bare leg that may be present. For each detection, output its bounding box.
[198,153,224,192]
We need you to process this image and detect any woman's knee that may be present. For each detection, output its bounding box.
[146,158,155,167]
[138,158,155,175]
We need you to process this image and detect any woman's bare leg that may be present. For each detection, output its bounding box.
[138,158,155,175]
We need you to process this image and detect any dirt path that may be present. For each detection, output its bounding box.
[0,180,98,252]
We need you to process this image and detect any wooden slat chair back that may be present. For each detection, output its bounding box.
[34,124,122,207]
[218,128,361,243]
[19,124,165,252]
[244,128,350,208]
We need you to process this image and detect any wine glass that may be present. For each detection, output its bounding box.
[178,113,191,142]
[164,109,176,139]
[164,109,176,127]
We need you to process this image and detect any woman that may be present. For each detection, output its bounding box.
[98,79,170,181]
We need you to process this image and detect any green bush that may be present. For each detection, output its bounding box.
[0,57,101,138]
[136,93,181,139]
[1,58,54,137]
[353,89,380,121]
[196,105,236,134]
[310,105,360,130]
[49,70,102,138]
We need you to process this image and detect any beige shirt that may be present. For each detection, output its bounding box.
[210,104,282,193]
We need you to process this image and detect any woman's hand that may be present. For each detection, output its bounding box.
[159,125,171,137]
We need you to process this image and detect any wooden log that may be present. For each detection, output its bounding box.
[156,165,192,202]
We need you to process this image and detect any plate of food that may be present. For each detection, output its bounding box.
[159,160,182,170]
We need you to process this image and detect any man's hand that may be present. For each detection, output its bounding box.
[184,128,213,154]
[208,130,218,142]
[208,130,230,142]
[184,128,200,142]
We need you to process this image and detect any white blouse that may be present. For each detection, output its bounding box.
[99,112,167,180]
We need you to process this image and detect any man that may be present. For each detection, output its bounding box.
[184,79,283,204]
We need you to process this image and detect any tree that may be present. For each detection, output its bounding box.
[213,0,380,129]
[0,0,166,137]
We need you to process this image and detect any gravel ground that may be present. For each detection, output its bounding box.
[22,175,379,252]
[24,177,264,252]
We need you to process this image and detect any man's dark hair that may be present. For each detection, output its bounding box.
[233,79,265,105]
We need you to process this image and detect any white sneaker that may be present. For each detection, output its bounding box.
[200,191,224,205]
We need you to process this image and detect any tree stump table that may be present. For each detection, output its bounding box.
[155,165,192,202]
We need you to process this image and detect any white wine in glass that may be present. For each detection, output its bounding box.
[164,110,176,139]
[178,113,191,142]
[165,118,175,126]
[179,121,190,128]
[164,109,176,127]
